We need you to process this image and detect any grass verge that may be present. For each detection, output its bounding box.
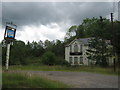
[2,65,119,76]
[2,72,70,88]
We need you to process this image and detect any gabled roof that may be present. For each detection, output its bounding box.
[65,37,111,47]
[65,38,77,47]
[65,38,91,47]
[78,38,91,45]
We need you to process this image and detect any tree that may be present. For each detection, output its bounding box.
[9,40,27,65]
[86,17,112,67]
[64,25,77,43]
[76,25,86,38]
[31,41,44,57]
[86,38,112,67]
[52,40,64,56]
[41,51,56,65]
[65,25,78,39]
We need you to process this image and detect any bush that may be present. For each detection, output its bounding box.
[60,59,71,66]
[41,51,56,65]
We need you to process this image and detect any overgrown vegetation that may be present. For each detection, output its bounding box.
[3,65,118,75]
[2,39,66,66]
[2,72,70,88]
[1,17,120,67]
[41,51,56,65]
[64,17,120,67]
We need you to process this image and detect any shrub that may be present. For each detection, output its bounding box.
[41,51,56,65]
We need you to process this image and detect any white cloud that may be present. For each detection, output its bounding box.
[0,27,4,42]
[2,2,117,43]
[16,23,66,43]
[2,0,118,2]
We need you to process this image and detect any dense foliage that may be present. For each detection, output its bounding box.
[1,16,120,67]
[2,39,66,65]
[64,17,120,67]
[41,51,56,65]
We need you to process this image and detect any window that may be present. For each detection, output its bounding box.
[88,44,91,49]
[80,45,83,52]
[80,57,83,64]
[74,43,78,52]
[70,45,72,52]
[69,57,73,64]
[74,57,78,65]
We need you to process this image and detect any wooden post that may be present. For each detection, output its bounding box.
[111,13,116,72]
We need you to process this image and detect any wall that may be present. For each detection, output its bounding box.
[65,40,89,66]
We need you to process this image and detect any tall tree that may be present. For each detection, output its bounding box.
[76,25,86,38]
[64,25,77,43]
[86,17,112,67]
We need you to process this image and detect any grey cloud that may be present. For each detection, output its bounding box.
[67,2,113,25]
[2,2,114,29]
[0,2,2,26]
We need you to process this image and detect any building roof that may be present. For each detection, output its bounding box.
[78,38,91,44]
[65,37,111,47]
[65,38,91,47]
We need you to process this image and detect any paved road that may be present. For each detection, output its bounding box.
[11,70,118,88]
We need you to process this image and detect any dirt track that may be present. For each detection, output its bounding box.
[10,70,118,88]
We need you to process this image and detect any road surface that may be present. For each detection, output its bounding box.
[9,70,118,88]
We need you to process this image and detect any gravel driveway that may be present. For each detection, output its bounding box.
[11,70,118,88]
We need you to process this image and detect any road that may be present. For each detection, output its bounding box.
[9,70,118,88]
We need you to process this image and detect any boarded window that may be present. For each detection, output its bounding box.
[69,57,72,64]
[74,57,78,65]
[70,45,72,52]
[80,45,83,52]
[74,44,78,52]
[80,57,83,64]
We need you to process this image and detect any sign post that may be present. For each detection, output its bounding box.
[4,22,17,70]
[6,43,10,70]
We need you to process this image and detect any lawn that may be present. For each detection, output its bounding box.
[2,72,70,88]
[2,65,119,75]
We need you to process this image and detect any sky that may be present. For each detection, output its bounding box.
[0,0,119,43]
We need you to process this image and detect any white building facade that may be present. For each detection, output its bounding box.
[65,38,91,66]
[65,38,114,66]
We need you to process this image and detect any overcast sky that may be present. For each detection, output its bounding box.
[0,1,118,43]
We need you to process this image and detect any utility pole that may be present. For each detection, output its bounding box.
[111,13,116,72]
[100,16,104,66]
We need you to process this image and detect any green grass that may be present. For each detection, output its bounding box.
[2,65,119,75]
[2,72,70,88]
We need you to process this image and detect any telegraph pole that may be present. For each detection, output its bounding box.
[100,16,104,66]
[111,13,116,72]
